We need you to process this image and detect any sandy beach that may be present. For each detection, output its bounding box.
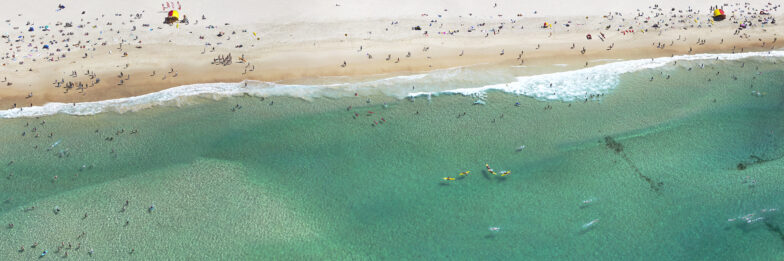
[0,0,780,109]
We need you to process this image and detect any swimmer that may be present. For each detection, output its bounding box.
[580,197,597,208]
[582,219,599,229]
[47,139,62,151]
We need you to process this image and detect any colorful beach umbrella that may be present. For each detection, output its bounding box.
[168,10,179,19]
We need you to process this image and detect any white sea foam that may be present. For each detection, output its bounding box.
[409,50,784,101]
[1,51,782,118]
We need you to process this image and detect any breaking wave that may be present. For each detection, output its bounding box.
[409,50,784,101]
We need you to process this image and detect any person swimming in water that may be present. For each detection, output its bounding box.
[582,219,599,229]
[581,197,597,208]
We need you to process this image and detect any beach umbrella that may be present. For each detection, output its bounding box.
[713,9,726,21]
[168,10,179,19]
[165,10,180,24]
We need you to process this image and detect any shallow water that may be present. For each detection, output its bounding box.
[0,57,783,260]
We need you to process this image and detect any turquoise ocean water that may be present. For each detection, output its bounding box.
[0,55,783,260]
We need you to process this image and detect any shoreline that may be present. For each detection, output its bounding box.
[1,48,782,118]
[0,1,780,109]
[1,37,780,110]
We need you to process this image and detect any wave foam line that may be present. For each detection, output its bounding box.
[408,50,784,101]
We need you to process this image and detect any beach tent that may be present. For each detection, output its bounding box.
[42,44,49,49]
[28,27,34,32]
[713,9,726,21]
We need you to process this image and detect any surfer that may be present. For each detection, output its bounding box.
[485,163,496,175]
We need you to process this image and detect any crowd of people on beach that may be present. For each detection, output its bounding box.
[0,1,779,110]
